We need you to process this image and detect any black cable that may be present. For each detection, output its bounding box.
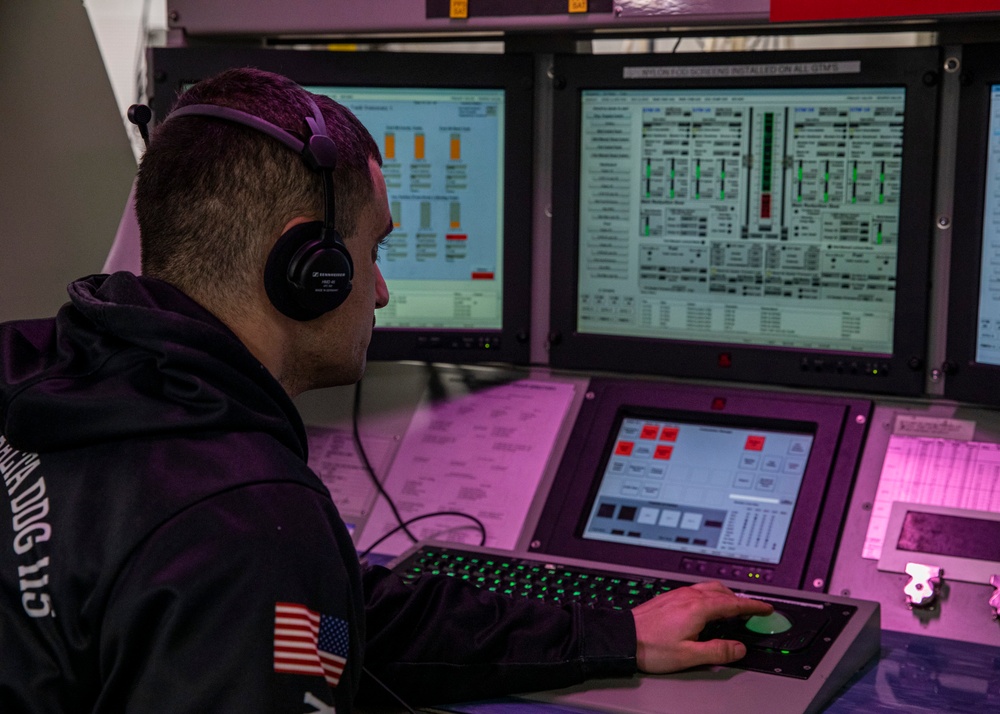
[352,378,489,559]
[360,510,487,561]
[352,379,419,545]
[362,666,418,714]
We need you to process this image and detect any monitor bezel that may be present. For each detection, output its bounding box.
[944,42,1000,405]
[529,378,871,591]
[547,47,941,395]
[148,46,533,365]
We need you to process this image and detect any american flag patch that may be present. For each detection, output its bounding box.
[273,602,349,688]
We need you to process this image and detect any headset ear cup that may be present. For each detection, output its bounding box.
[168,101,349,321]
[264,221,353,321]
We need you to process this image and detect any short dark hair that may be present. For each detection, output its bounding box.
[135,67,382,306]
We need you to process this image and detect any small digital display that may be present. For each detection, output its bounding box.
[581,412,814,565]
[898,510,1000,562]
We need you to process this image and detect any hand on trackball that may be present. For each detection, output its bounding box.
[631,581,773,673]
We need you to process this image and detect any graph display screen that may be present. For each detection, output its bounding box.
[549,48,940,395]
[309,86,506,332]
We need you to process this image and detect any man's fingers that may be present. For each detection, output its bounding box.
[730,594,775,616]
[677,638,749,668]
[632,581,776,673]
[682,584,774,621]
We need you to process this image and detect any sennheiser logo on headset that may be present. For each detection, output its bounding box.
[313,272,347,278]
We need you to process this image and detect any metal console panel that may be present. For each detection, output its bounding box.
[525,570,879,714]
[389,542,880,714]
[830,400,1000,647]
[165,0,769,38]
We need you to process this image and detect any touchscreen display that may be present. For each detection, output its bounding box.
[582,413,815,565]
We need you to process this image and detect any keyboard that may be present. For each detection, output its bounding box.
[391,543,681,610]
[389,542,862,680]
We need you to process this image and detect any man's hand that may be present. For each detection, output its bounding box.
[631,581,774,673]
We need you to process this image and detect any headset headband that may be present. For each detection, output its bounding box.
[167,97,339,233]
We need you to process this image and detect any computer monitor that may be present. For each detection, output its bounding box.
[529,377,871,591]
[548,47,940,394]
[148,46,533,364]
[945,43,1000,405]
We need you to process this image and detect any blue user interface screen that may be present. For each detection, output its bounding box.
[974,86,1000,366]
[309,85,505,331]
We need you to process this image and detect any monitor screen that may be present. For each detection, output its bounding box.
[974,86,1000,368]
[548,48,940,394]
[307,85,506,337]
[582,411,814,565]
[529,378,871,591]
[947,43,1000,404]
[148,47,532,364]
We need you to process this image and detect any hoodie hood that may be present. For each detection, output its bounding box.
[0,272,307,456]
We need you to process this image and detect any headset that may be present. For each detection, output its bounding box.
[128,97,354,321]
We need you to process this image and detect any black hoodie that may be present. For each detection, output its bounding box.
[0,273,636,713]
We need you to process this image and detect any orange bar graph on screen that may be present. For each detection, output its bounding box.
[450,133,461,161]
[384,133,395,160]
[414,133,425,160]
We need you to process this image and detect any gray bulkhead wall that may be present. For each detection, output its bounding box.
[0,0,136,322]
